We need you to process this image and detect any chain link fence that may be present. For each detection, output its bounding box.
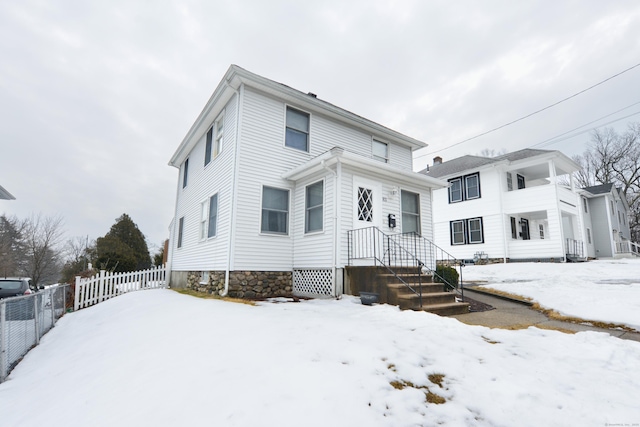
[1,284,70,382]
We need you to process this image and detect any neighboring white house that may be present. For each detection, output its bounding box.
[581,183,638,258]
[0,185,15,200]
[167,65,446,298]
[422,149,588,263]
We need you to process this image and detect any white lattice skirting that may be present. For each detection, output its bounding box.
[293,269,334,297]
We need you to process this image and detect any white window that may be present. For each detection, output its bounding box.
[285,107,309,152]
[451,220,465,245]
[610,200,614,215]
[467,218,483,244]
[517,174,526,189]
[465,173,480,199]
[208,194,218,238]
[200,201,208,240]
[372,140,388,163]
[539,224,544,239]
[449,178,462,203]
[401,190,420,234]
[305,180,323,233]
[200,271,209,285]
[214,116,224,158]
[261,186,289,234]
[582,197,588,213]
[507,172,513,191]
[357,187,373,222]
[205,128,213,166]
[587,228,592,244]
[177,217,184,248]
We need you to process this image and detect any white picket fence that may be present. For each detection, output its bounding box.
[74,265,167,311]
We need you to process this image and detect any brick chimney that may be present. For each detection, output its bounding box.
[433,156,442,165]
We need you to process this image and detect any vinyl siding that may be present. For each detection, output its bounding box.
[171,94,238,271]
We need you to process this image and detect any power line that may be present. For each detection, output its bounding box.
[415,61,640,159]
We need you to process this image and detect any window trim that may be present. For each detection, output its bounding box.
[448,177,463,203]
[284,106,310,152]
[587,228,592,244]
[510,216,517,239]
[214,114,224,159]
[464,173,481,200]
[177,217,184,248]
[450,217,484,245]
[260,186,290,235]
[517,174,525,190]
[507,172,513,191]
[200,200,208,240]
[401,190,421,234]
[539,224,545,239]
[372,139,388,163]
[204,127,213,166]
[305,180,324,234]
[582,197,588,213]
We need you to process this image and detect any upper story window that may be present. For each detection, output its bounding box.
[305,180,324,233]
[182,158,189,189]
[285,107,310,152]
[205,115,224,166]
[261,186,289,235]
[582,197,588,213]
[401,190,420,234]
[507,172,513,191]
[372,140,388,163]
[448,172,480,203]
[517,174,526,189]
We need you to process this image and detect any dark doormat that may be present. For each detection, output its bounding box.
[460,295,494,313]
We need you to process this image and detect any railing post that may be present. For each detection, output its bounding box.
[0,301,6,383]
[34,294,40,345]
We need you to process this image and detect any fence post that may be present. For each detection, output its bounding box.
[0,301,6,382]
[98,270,106,303]
[34,294,40,345]
[74,276,81,311]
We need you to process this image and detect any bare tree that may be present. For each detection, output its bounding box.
[22,214,65,285]
[0,215,27,277]
[478,148,507,157]
[578,123,640,241]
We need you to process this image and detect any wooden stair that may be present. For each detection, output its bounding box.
[346,266,470,316]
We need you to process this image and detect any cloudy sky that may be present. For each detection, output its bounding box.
[1,0,639,251]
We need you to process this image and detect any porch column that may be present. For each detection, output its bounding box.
[548,160,557,184]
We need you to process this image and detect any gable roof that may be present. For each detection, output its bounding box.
[170,65,428,167]
[0,185,15,200]
[422,148,579,178]
[582,183,614,195]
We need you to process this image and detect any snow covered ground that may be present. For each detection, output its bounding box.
[463,258,640,331]
[1,267,640,426]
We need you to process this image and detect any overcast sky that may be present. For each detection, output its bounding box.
[1,0,639,251]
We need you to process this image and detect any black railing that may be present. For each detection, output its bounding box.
[398,231,463,299]
[565,238,584,259]
[347,227,464,304]
[347,226,424,307]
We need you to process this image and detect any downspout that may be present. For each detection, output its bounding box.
[223,85,243,296]
[321,159,340,297]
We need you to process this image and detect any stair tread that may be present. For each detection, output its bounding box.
[422,301,469,308]
[397,291,452,300]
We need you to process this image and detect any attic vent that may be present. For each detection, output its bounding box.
[307,92,317,98]
[433,156,443,165]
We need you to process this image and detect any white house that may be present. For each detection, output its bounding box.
[167,65,447,299]
[422,149,588,263]
[581,183,638,258]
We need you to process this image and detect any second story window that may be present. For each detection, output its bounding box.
[582,197,588,213]
[205,115,224,166]
[285,107,309,152]
[182,158,189,189]
[372,140,388,163]
[448,172,480,203]
[517,174,526,189]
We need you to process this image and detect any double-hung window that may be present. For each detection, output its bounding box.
[305,181,323,233]
[205,115,224,166]
[401,190,420,234]
[261,186,289,234]
[200,201,208,240]
[517,174,526,189]
[450,217,484,245]
[448,172,480,203]
[177,217,184,248]
[372,140,388,163]
[285,107,310,152]
[449,178,462,203]
[199,194,219,239]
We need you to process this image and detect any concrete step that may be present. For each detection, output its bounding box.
[422,302,470,316]
[386,282,444,294]
[397,291,457,310]
[376,273,433,285]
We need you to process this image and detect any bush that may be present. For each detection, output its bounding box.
[434,265,459,289]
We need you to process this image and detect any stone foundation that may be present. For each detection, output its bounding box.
[184,270,293,299]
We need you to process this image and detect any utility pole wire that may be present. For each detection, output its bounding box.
[415,61,640,159]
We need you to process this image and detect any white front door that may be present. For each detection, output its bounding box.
[353,176,382,230]
[351,177,383,265]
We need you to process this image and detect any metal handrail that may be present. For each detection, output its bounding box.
[347,227,424,307]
